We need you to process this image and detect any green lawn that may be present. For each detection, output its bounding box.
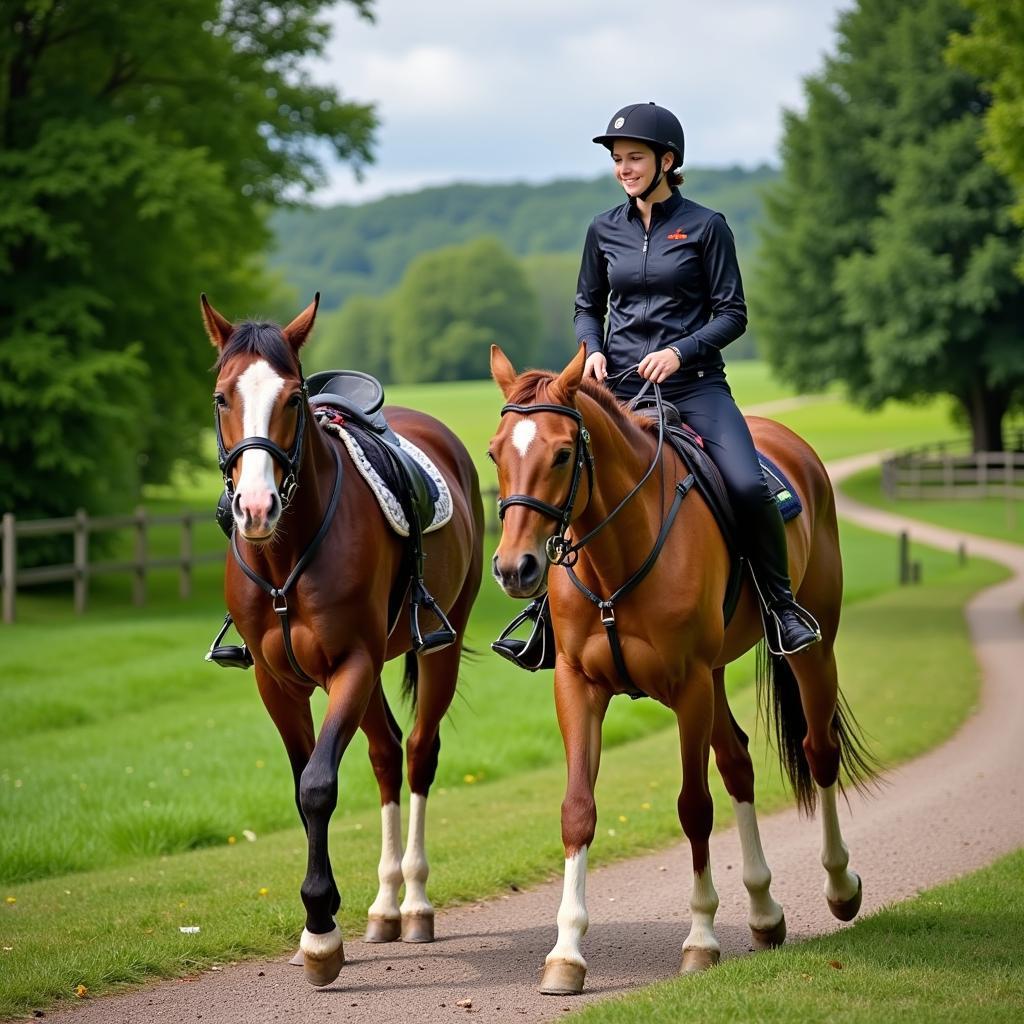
[567,849,1024,1024]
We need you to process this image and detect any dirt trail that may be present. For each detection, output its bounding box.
[26,452,1024,1024]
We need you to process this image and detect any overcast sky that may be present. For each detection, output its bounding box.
[310,0,852,205]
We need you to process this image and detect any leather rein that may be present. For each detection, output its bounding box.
[215,385,342,685]
[497,377,694,691]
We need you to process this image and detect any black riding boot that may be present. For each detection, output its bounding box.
[745,496,821,655]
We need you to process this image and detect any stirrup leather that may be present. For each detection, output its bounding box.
[491,594,556,671]
[205,613,254,670]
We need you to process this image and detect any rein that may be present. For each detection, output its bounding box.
[498,374,694,693]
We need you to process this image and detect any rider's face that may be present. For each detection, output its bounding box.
[612,140,665,198]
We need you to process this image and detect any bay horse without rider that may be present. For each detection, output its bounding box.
[202,295,484,986]
[488,345,875,994]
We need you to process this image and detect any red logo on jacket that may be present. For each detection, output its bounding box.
[667,228,688,240]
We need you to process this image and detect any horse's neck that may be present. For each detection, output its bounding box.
[570,396,666,567]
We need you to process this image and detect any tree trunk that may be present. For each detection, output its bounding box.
[961,380,1008,453]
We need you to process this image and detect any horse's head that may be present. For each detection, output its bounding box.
[488,345,591,598]
[202,294,319,542]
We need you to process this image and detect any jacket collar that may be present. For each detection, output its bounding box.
[626,186,683,222]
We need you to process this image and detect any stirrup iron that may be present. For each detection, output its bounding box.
[409,580,456,654]
[491,594,556,671]
[205,613,254,670]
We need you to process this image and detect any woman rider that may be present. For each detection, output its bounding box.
[576,101,820,654]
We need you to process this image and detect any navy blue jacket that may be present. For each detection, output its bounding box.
[574,188,747,401]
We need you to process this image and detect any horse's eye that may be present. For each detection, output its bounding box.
[553,449,572,468]
[214,393,227,408]
[287,393,301,408]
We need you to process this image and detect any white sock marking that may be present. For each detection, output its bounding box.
[819,782,859,902]
[683,866,720,954]
[732,798,784,931]
[368,802,403,921]
[545,847,589,968]
[400,793,433,917]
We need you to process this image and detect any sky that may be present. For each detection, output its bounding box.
[310,0,853,205]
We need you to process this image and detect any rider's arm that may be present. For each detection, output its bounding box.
[574,220,609,358]
[672,213,747,366]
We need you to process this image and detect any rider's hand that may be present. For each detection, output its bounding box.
[638,346,682,384]
[583,352,608,382]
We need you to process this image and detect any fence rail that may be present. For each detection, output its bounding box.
[1,508,221,624]
[881,435,1024,500]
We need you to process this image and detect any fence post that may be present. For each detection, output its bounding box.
[2,512,15,624]
[133,506,147,607]
[73,508,88,614]
[898,530,911,585]
[180,513,193,600]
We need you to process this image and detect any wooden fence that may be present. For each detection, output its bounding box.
[0,508,222,624]
[1,492,507,624]
[881,434,1024,500]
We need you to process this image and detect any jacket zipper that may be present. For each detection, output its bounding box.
[639,217,651,357]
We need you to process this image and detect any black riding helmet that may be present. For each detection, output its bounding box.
[593,102,685,200]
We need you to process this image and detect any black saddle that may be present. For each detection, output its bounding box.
[308,370,438,534]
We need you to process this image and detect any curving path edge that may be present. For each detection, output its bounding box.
[25,452,1024,1024]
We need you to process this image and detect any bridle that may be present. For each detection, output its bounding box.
[496,374,695,693]
[211,371,342,685]
[497,402,594,565]
[214,381,309,513]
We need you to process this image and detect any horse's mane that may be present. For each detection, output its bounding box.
[214,320,299,377]
[506,370,658,437]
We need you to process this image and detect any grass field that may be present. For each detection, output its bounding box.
[1,365,1012,1017]
[566,849,1024,1024]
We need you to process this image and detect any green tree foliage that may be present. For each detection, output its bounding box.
[948,0,1024,277]
[270,166,776,312]
[751,0,1024,451]
[308,294,394,380]
[521,252,581,371]
[0,0,375,532]
[388,237,541,384]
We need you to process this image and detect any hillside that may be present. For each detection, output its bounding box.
[269,165,777,313]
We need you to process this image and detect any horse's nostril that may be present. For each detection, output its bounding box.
[519,553,541,588]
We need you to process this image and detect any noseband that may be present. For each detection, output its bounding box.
[497,402,594,565]
[214,382,309,512]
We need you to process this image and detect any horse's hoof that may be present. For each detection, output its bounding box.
[401,912,434,943]
[680,947,720,974]
[539,959,586,995]
[751,913,787,950]
[364,915,402,943]
[288,949,304,966]
[827,873,863,922]
[300,926,345,987]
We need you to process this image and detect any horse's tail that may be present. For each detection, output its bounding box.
[401,651,419,709]
[756,644,878,815]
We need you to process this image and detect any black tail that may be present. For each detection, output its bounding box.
[756,643,879,815]
[401,651,419,709]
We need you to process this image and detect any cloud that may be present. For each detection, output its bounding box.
[311,0,852,203]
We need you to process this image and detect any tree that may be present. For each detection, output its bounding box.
[948,0,1024,277]
[307,294,394,381]
[389,237,541,383]
[751,0,1024,451]
[0,0,376,533]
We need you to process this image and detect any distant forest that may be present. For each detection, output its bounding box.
[269,166,778,377]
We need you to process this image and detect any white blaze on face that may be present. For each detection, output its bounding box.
[511,418,537,458]
[235,360,285,505]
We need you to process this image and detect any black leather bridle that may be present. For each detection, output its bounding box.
[214,383,309,513]
[497,402,595,565]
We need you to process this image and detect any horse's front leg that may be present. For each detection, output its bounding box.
[676,662,720,974]
[298,653,377,987]
[539,667,610,996]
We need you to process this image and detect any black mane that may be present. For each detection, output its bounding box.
[215,321,298,377]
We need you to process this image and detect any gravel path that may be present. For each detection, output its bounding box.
[28,452,1024,1024]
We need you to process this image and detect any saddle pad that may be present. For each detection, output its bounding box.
[321,421,453,537]
[758,452,803,523]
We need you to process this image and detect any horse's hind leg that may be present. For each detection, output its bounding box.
[710,668,786,949]
[362,681,405,943]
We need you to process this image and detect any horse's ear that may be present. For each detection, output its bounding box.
[282,292,320,352]
[200,294,234,350]
[553,344,587,403]
[490,344,518,399]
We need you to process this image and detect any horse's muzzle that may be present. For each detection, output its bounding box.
[492,550,546,599]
